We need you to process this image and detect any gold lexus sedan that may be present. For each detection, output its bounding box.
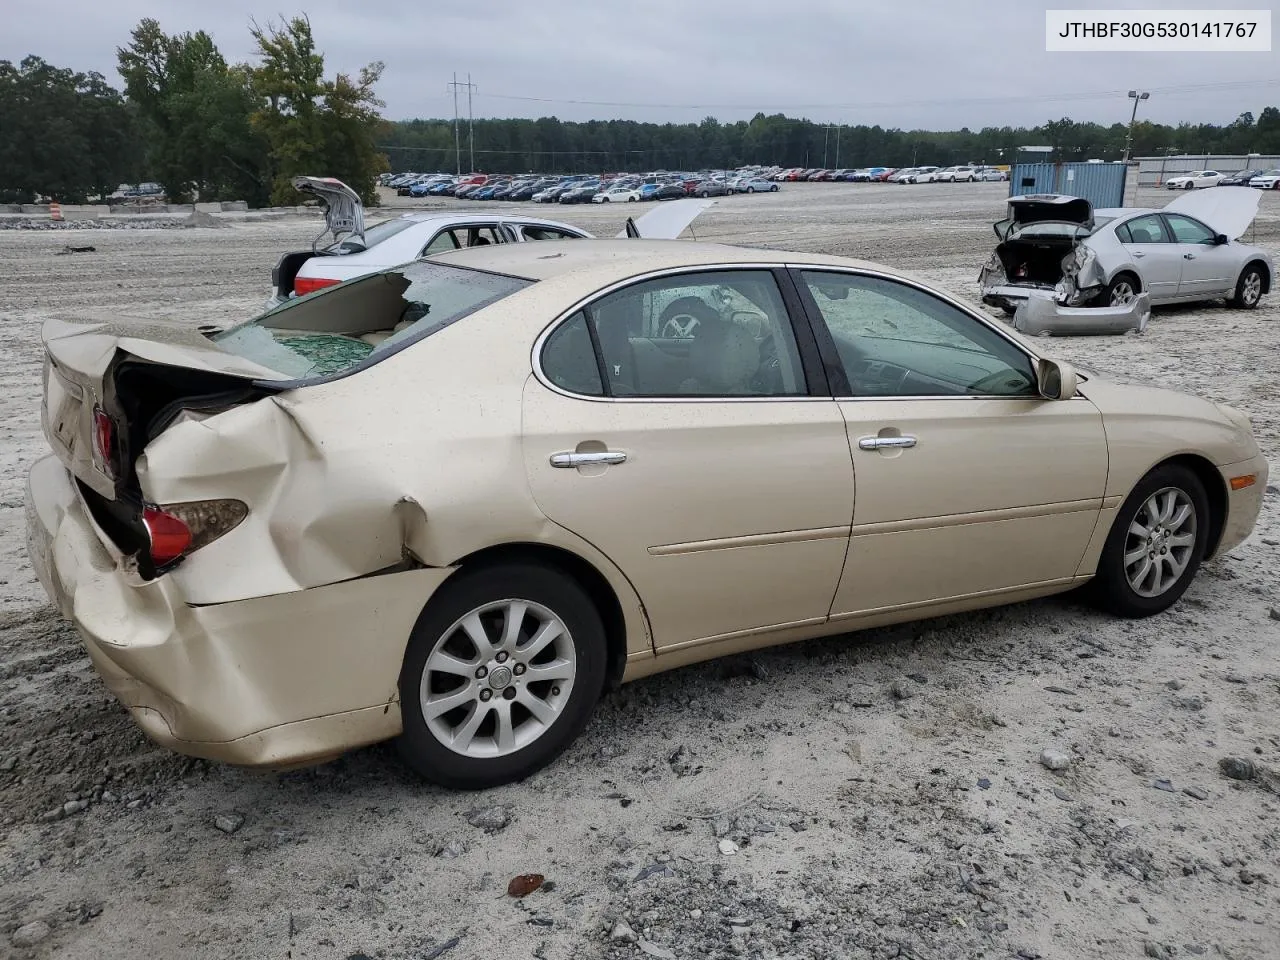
[27,239,1267,788]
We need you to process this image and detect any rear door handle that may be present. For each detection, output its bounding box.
[550,450,627,468]
[1132,251,1145,258]
[858,435,917,450]
[1183,253,1196,260]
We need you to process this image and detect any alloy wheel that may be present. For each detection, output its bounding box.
[420,599,576,758]
[1123,486,1197,598]
[1242,271,1262,306]
[1110,281,1136,306]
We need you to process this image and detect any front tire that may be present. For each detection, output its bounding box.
[1230,263,1265,309]
[1092,464,1209,617]
[397,563,607,789]
[746,186,755,193]
[770,184,778,192]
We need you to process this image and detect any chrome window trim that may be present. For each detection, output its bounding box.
[531,261,1058,405]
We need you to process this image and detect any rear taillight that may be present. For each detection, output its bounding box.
[92,406,117,479]
[293,276,341,297]
[141,499,248,571]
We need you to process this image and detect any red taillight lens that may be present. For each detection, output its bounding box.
[293,276,341,297]
[141,499,248,572]
[92,406,117,479]
[142,507,192,566]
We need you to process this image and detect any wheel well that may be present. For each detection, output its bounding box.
[1112,270,1142,292]
[450,543,630,689]
[1159,454,1227,558]
[1243,259,1271,294]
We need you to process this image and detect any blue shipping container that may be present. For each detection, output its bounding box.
[1008,162,1127,209]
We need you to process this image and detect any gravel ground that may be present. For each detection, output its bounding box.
[1,183,1278,960]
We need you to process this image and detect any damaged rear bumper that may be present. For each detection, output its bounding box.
[26,454,455,767]
[1011,292,1151,337]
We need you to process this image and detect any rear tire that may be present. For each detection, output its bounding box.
[1103,272,1140,307]
[1230,263,1266,309]
[746,186,755,193]
[397,563,607,789]
[1091,463,1209,618]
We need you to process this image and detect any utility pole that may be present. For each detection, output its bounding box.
[467,73,475,173]
[821,124,841,168]
[449,72,460,175]
[447,73,478,173]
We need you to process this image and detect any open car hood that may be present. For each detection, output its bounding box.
[617,198,715,239]
[1163,186,1261,240]
[293,176,366,251]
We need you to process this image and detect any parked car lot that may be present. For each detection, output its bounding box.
[5,181,1279,960]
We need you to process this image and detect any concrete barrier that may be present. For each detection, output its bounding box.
[194,202,222,214]
[220,200,249,213]
[110,203,167,214]
[0,204,21,214]
[21,204,50,215]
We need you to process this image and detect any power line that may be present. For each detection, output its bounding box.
[469,77,1280,113]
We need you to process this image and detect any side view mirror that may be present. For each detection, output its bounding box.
[1214,233,1229,245]
[1037,358,1078,401]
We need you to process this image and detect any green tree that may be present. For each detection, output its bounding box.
[117,19,269,204]
[248,15,386,205]
[0,56,140,203]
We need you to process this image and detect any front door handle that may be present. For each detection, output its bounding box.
[858,435,917,451]
[1183,253,1196,260]
[550,450,627,468]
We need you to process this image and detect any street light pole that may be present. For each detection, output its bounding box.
[1121,89,1149,164]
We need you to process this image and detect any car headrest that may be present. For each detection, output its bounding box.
[689,319,759,393]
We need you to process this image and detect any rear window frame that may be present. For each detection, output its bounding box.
[215,261,535,391]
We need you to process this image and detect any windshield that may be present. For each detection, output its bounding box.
[327,217,417,254]
[214,261,533,381]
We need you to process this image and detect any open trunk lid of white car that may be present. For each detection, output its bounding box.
[294,175,366,248]
[1163,185,1261,240]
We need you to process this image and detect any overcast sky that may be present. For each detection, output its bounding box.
[6,0,1277,128]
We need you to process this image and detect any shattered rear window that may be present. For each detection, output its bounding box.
[214,261,533,382]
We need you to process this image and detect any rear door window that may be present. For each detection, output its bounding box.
[1118,214,1169,244]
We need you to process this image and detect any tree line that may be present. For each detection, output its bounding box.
[0,15,386,206]
[3,20,1279,204]
[381,109,1280,175]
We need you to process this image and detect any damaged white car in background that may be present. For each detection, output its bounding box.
[269,176,715,309]
[978,188,1273,335]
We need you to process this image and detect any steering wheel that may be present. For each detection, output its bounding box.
[968,369,1034,395]
[658,297,719,339]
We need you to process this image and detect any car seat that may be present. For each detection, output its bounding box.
[679,319,760,394]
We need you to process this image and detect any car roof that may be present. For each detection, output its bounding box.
[428,238,894,282]
[389,211,583,229]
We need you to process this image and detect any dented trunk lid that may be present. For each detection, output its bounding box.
[41,316,289,499]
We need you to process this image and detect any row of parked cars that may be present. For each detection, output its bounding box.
[1163,168,1280,190]
[769,165,1007,182]
[381,170,782,204]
